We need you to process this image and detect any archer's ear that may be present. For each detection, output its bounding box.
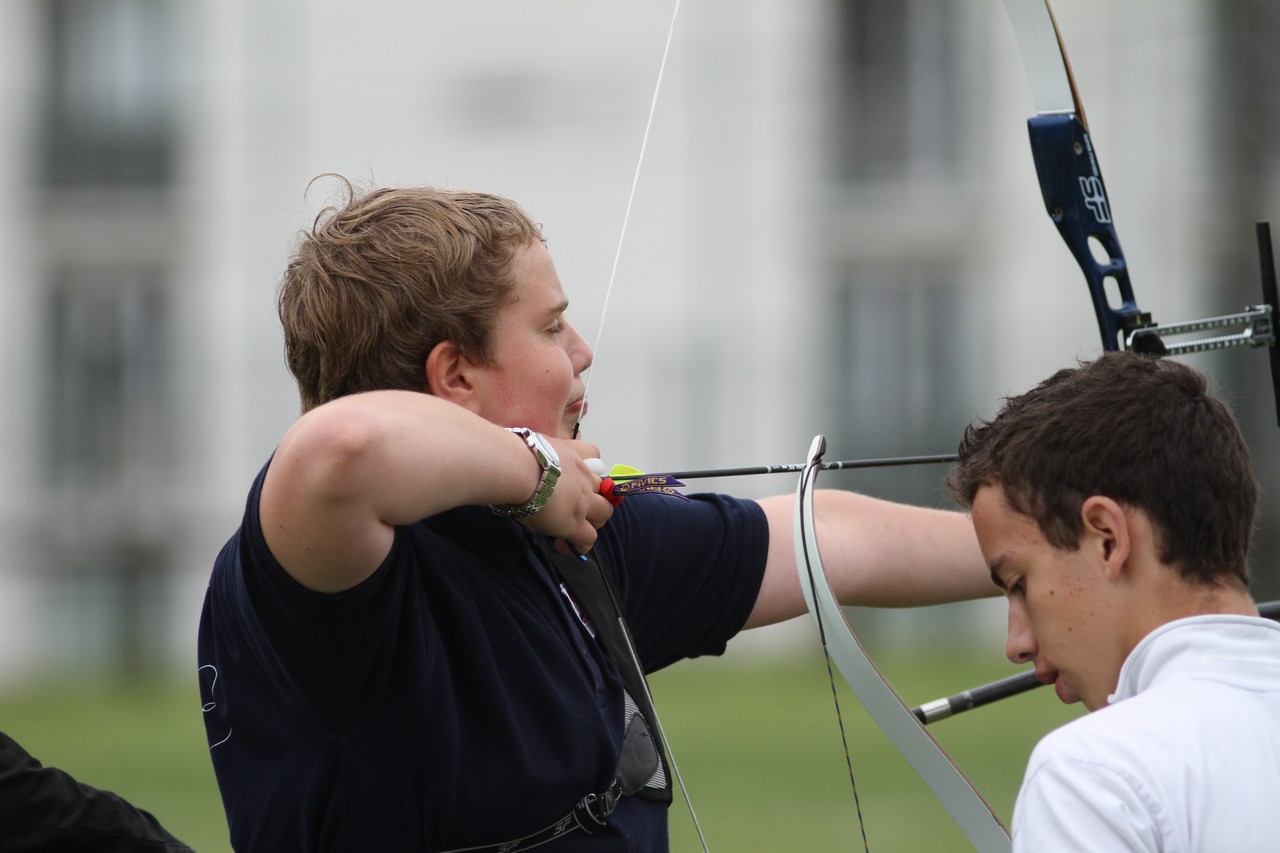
[425,340,473,403]
[1080,496,1132,581]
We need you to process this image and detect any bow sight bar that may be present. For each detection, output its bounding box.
[1121,224,1280,428]
[1007,0,1280,425]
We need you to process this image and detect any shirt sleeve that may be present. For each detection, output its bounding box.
[0,731,194,852]
[205,460,427,734]
[594,491,769,673]
[1012,744,1164,852]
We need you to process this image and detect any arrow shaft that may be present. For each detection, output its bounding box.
[913,599,1280,724]
[613,453,958,482]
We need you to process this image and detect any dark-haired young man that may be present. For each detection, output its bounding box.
[947,352,1280,851]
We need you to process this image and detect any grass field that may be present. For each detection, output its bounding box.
[0,646,1081,852]
[652,647,1082,851]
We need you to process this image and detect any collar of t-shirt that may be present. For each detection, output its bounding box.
[1108,614,1280,705]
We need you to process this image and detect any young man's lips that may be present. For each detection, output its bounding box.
[568,398,587,416]
[1037,668,1077,704]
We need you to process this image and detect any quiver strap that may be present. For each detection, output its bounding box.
[545,548,673,804]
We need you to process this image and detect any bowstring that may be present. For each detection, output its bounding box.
[570,3,708,850]
[573,0,683,440]
[799,457,872,853]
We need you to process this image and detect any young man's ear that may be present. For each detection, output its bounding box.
[425,340,474,403]
[1080,496,1132,581]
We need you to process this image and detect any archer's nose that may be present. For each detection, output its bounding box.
[567,322,592,375]
[1004,602,1036,665]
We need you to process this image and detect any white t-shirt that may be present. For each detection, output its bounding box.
[1012,615,1280,852]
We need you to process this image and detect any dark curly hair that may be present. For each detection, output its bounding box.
[946,352,1256,587]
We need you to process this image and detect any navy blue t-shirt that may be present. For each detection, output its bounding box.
[198,461,768,852]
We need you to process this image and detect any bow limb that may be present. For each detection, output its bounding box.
[794,435,1012,851]
[1003,0,1153,352]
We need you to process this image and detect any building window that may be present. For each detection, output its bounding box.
[39,0,176,186]
[834,0,962,183]
[45,267,172,488]
[830,264,971,507]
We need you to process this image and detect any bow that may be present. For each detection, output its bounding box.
[785,5,1102,846]
[791,3,1280,848]
[794,435,1012,851]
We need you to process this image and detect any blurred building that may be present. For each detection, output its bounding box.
[0,0,1276,682]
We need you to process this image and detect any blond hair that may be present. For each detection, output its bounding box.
[278,176,544,412]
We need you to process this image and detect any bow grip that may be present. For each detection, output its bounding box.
[1026,114,1154,352]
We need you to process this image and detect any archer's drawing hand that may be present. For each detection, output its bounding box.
[521,438,615,555]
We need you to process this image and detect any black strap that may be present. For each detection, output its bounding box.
[440,546,671,853]
[545,547,673,803]
[437,778,623,853]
